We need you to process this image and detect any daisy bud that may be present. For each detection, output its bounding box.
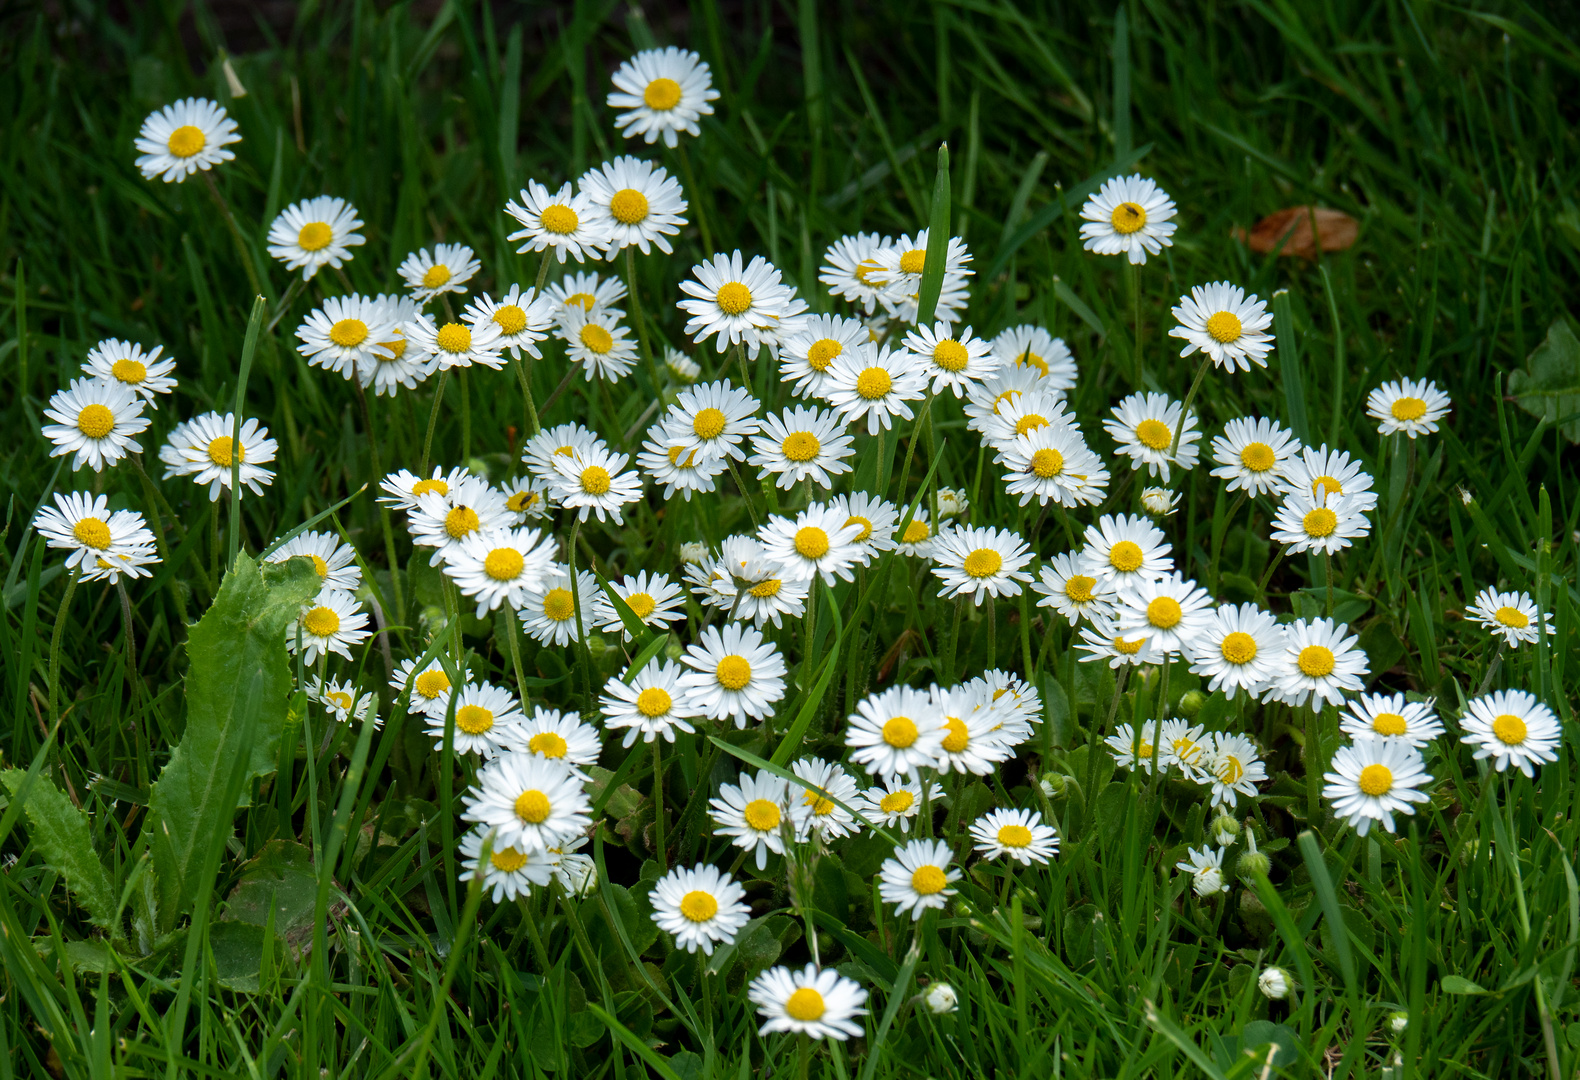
[1211,814,1240,847]
[1237,849,1271,880]
[586,634,610,661]
[1257,966,1292,1000]
[1040,774,1069,799]
[678,541,709,564]
[1388,1011,1408,1034]
[1178,688,1207,718]
[922,983,959,1015]
[936,487,969,518]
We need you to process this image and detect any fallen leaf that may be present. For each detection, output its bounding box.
[1235,206,1359,258]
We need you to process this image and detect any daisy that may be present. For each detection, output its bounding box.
[1322,735,1431,836]
[462,286,556,360]
[1201,732,1267,808]
[879,839,960,920]
[1271,617,1369,712]
[970,808,1059,865]
[580,156,689,257]
[32,492,158,582]
[1077,614,1159,669]
[82,339,177,406]
[360,295,432,396]
[42,378,149,471]
[560,306,639,381]
[296,294,399,379]
[650,863,749,954]
[519,567,602,647]
[1079,513,1173,586]
[405,310,506,372]
[441,526,557,618]
[709,770,792,870]
[462,753,592,854]
[500,476,552,523]
[1169,282,1274,371]
[607,47,720,148]
[930,685,1016,775]
[288,590,370,664]
[519,706,602,775]
[894,510,937,559]
[266,196,365,280]
[503,180,610,263]
[1281,445,1378,513]
[661,380,761,464]
[391,656,456,718]
[134,97,239,182]
[596,570,686,639]
[1032,552,1117,625]
[1340,692,1444,747]
[546,271,627,324]
[398,243,480,302]
[1270,489,1370,555]
[936,487,969,517]
[174,412,277,500]
[678,622,787,725]
[1104,391,1200,482]
[678,251,799,358]
[1158,719,1212,778]
[979,386,1074,455]
[548,444,643,524]
[867,229,974,306]
[684,535,808,627]
[552,840,597,897]
[970,670,1042,744]
[747,405,855,490]
[1367,378,1451,439]
[931,525,1033,604]
[757,505,863,585]
[964,365,1050,437]
[1186,603,1284,699]
[408,476,510,565]
[266,529,362,594]
[823,342,928,435]
[902,322,998,398]
[846,685,946,779]
[1210,417,1300,496]
[459,827,556,902]
[788,757,863,841]
[665,347,701,383]
[1140,487,1180,516]
[1078,173,1177,264]
[1175,846,1230,896]
[636,427,728,501]
[307,676,377,726]
[1461,690,1561,777]
[1000,424,1110,508]
[599,661,699,747]
[1104,720,1164,771]
[523,423,606,483]
[828,492,898,566]
[748,964,868,1042]
[819,232,896,315]
[856,775,941,833]
[1466,587,1552,648]
[991,325,1077,389]
[1258,968,1293,1000]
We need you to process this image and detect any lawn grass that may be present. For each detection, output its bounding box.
[3,0,1580,1077]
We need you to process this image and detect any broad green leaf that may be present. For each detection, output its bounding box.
[1508,317,1580,443]
[142,553,320,932]
[1440,974,1490,995]
[0,769,120,937]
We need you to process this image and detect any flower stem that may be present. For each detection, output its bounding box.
[624,246,666,395]
[418,369,450,476]
[1169,353,1212,462]
[652,739,667,873]
[47,570,80,725]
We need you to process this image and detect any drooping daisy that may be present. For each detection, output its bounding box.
[1175,846,1230,896]
[441,526,557,618]
[828,492,898,566]
[1104,391,1200,482]
[931,525,1034,604]
[665,347,701,383]
[360,295,432,396]
[822,342,928,435]
[548,444,643,524]
[964,364,1050,437]
[287,589,371,664]
[818,232,896,315]
[650,863,749,954]
[970,808,1059,865]
[1460,690,1561,777]
[42,377,149,471]
[709,770,792,870]
[1281,445,1378,514]
[1270,488,1370,555]
[462,286,556,360]
[902,322,998,398]
[307,676,378,726]
[1078,173,1177,264]
[1076,613,1159,669]
[1104,720,1164,771]
[1186,603,1284,699]
[1201,732,1267,808]
[134,97,240,182]
[748,964,868,1042]
[518,706,602,776]
[459,826,557,902]
[500,476,553,523]
[1079,513,1174,586]
[1169,282,1274,372]
[266,196,365,280]
[462,753,592,854]
[661,380,761,464]
[788,757,863,841]
[867,229,974,307]
[1367,378,1451,439]
[845,685,946,780]
[523,423,606,484]
[82,339,177,406]
[580,156,689,257]
[596,570,686,639]
[405,310,506,372]
[1032,552,1117,625]
[1323,735,1431,836]
[599,661,699,747]
[1000,423,1110,508]
[879,838,960,920]
[894,510,937,559]
[757,505,863,585]
[32,492,159,582]
[174,412,277,500]
[296,294,399,379]
[266,529,363,594]
[397,243,480,302]
[991,325,1077,389]
[856,775,941,833]
[636,427,729,501]
[391,656,456,718]
[678,251,799,358]
[1340,692,1444,747]
[519,567,603,647]
[560,305,640,381]
[747,405,855,490]
[607,47,720,148]
[408,475,510,565]
[546,271,627,325]
[678,622,787,725]
[1271,617,1369,712]
[504,180,610,263]
[1466,587,1552,648]
[1210,417,1300,496]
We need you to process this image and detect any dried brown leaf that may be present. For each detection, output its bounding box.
[1235,206,1359,258]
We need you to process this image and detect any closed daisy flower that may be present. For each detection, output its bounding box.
[661,380,761,464]
[1270,487,1370,555]
[828,491,898,566]
[679,251,799,358]
[266,196,365,280]
[519,706,602,776]
[780,314,869,402]
[546,271,627,325]
[1466,587,1552,648]
[607,47,720,148]
[596,570,686,639]
[462,753,592,854]
[1210,417,1300,496]
[879,838,960,920]
[441,526,557,619]
[1323,735,1431,835]
[902,322,998,398]
[82,339,177,406]
[748,405,855,490]
[560,305,639,381]
[462,286,556,360]
[1077,613,1159,669]
[1175,846,1230,896]
[1000,423,1110,508]
[1078,173,1177,264]
[266,529,362,594]
[1104,719,1164,771]
[1032,551,1117,625]
[519,567,603,647]
[1168,281,1274,371]
[823,342,928,435]
[846,685,946,780]
[1186,603,1284,699]
[650,863,749,955]
[398,243,480,302]
[391,656,456,719]
[1340,692,1444,746]
[1281,445,1378,514]
[758,504,863,585]
[42,377,149,472]
[665,346,701,383]
[788,757,863,841]
[459,826,556,902]
[548,444,643,524]
[1367,377,1451,439]
[600,661,699,747]
[819,232,896,315]
[405,309,506,372]
[709,770,792,870]
[749,964,868,1042]
[1201,732,1267,808]
[134,97,239,182]
[931,525,1033,603]
[500,477,553,523]
[174,412,277,500]
[991,325,1077,389]
[408,475,511,565]
[504,180,610,263]
[1139,487,1180,517]
[288,589,370,664]
[678,622,787,725]
[580,156,689,257]
[296,294,399,379]
[360,295,432,396]
[971,808,1059,865]
[1104,391,1200,482]
[1271,617,1369,712]
[857,775,941,833]
[308,676,378,726]
[32,492,158,582]
[1460,690,1560,777]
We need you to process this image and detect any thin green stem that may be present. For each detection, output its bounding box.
[624,247,666,394]
[652,739,667,873]
[1169,353,1212,462]
[48,570,80,725]
[418,369,450,476]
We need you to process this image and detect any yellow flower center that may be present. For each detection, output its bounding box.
[529,731,568,758]
[1297,645,1336,677]
[997,824,1033,848]
[303,606,340,637]
[623,592,656,619]
[309,554,329,578]
[744,799,781,831]
[1493,714,1528,745]
[715,282,753,316]
[445,506,480,539]
[636,687,672,717]
[932,340,969,372]
[330,319,369,347]
[1493,606,1529,628]
[565,292,596,312]
[785,987,826,1022]
[493,305,528,335]
[902,520,930,545]
[643,77,683,111]
[76,404,115,439]
[297,221,333,252]
[1109,541,1144,573]
[580,324,614,354]
[1016,351,1048,376]
[542,587,576,621]
[484,547,524,581]
[794,526,830,560]
[781,432,820,462]
[507,489,539,513]
[963,548,1003,578]
[456,704,494,735]
[1217,755,1245,784]
[514,789,551,824]
[111,359,147,384]
[72,517,111,549]
[436,323,471,354]
[1312,475,1344,499]
[1031,448,1064,478]
[414,670,449,699]
[1240,442,1275,472]
[1220,631,1258,665]
[1014,413,1048,436]
[1357,764,1392,797]
[716,655,752,690]
[1303,508,1338,538]
[882,716,918,748]
[412,478,448,497]
[1135,419,1172,450]
[1147,596,1183,629]
[381,332,408,360]
[679,890,718,922]
[1109,201,1147,234]
[853,259,883,285]
[539,204,579,234]
[422,264,451,290]
[855,367,892,400]
[941,717,969,753]
[1371,713,1407,737]
[749,578,782,598]
[910,865,947,895]
[1205,311,1242,343]
[691,408,726,441]
[1064,575,1097,603]
[491,847,528,872]
[166,125,206,158]
[993,389,1022,415]
[580,466,612,495]
[1390,397,1427,422]
[898,249,927,275]
[844,515,873,542]
[609,188,650,225]
[806,339,842,371]
[880,790,915,813]
[804,790,836,815]
[207,436,242,466]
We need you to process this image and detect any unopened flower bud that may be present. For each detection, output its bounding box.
[1237,849,1271,880]
[678,541,708,565]
[1258,966,1292,1000]
[1388,1010,1408,1034]
[1211,814,1240,847]
[1178,689,1207,718]
[923,982,959,1015]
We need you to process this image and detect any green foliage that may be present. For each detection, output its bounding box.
[1509,317,1580,443]
[0,769,119,937]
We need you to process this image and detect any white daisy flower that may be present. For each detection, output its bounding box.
[894,510,936,559]
[519,706,602,776]
[902,322,998,398]
[1271,617,1369,712]
[266,529,362,594]
[678,540,710,565]
[599,661,699,748]
[134,97,239,182]
[818,232,896,315]
[845,685,946,780]
[296,294,399,379]
[459,827,556,902]
[500,476,553,523]
[970,808,1059,865]
[607,47,720,148]
[856,775,941,833]
[546,271,627,324]
[1139,487,1180,517]
[788,757,863,841]
[867,229,974,306]
[397,243,481,302]
[360,295,433,396]
[1104,720,1164,771]
[1340,692,1444,747]
[408,475,510,565]
[462,286,556,360]
[936,487,969,517]
[391,656,456,718]
[405,309,506,372]
[828,492,898,566]
[560,305,639,381]
[1322,735,1431,836]
[931,525,1034,604]
[31,492,158,582]
[661,380,761,465]
[266,196,365,280]
[82,339,177,406]
[1000,423,1110,508]
[748,964,868,1042]
[1104,390,1200,482]
[1175,845,1230,896]
[42,377,149,472]
[462,753,592,854]
[288,589,370,664]
[636,425,728,501]
[683,535,808,628]
[1281,445,1378,514]
[964,365,1051,438]
[551,838,597,897]
[1258,968,1292,1000]
[969,670,1041,744]
[878,838,960,920]
[1210,417,1300,497]
[709,770,792,870]
[747,405,855,490]
[519,566,603,647]
[757,505,863,586]
[1168,281,1274,372]
[441,526,557,619]
[1466,587,1552,648]
[174,412,277,500]
[678,622,787,726]
[307,676,378,726]
[923,984,959,1015]
[1186,603,1284,699]
[504,180,611,263]
[1076,613,1159,669]
[523,423,606,484]
[579,156,689,258]
[678,251,799,358]
[979,386,1074,456]
[548,444,643,524]
[665,347,701,384]
[1270,488,1370,555]
[650,863,749,955]
[1032,552,1117,625]
[1460,690,1561,777]
[1367,377,1451,439]
[990,325,1077,389]
[596,570,686,639]
[1079,512,1174,585]
[1201,732,1267,808]
[1078,173,1177,264]
[1157,718,1212,779]
[823,342,929,435]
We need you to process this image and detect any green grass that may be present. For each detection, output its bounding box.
[3,0,1580,1077]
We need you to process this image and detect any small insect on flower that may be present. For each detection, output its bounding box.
[266,196,365,280]
[880,839,961,920]
[82,339,177,407]
[500,476,552,523]
[1168,281,1275,371]
[748,964,868,1041]
[970,808,1059,865]
[1078,174,1177,264]
[1366,377,1451,439]
[1466,587,1552,648]
[606,47,720,148]
[287,589,371,664]
[709,770,792,870]
[1176,846,1230,896]
[171,412,278,500]
[32,492,159,583]
[504,180,611,263]
[1000,423,1110,508]
[600,660,699,748]
[42,378,150,472]
[135,97,240,182]
[1460,690,1560,777]
[296,295,399,380]
[267,529,363,594]
[462,753,592,854]
[1340,692,1444,747]
[459,827,556,902]
[1322,735,1431,835]
[678,622,788,726]
[1104,391,1200,483]
[408,475,511,566]
[930,525,1034,604]
[1210,417,1301,497]
[580,156,689,258]
[650,864,750,954]
[398,243,481,302]
[678,251,801,358]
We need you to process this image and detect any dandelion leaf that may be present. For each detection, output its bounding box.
[1509,317,1580,444]
[0,769,120,937]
